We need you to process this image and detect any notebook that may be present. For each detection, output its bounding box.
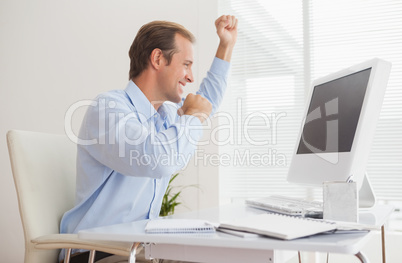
[145,214,375,239]
[219,213,337,240]
[145,219,216,234]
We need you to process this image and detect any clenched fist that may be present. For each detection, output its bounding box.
[178,94,212,123]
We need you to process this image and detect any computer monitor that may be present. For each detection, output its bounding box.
[287,58,391,208]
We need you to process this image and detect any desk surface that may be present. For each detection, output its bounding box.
[78,204,393,255]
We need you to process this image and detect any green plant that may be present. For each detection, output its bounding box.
[159,173,199,217]
[160,173,181,217]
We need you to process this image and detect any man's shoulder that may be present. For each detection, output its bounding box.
[82,89,135,118]
[92,89,133,107]
[95,89,127,100]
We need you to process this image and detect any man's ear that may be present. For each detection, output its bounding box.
[149,48,164,70]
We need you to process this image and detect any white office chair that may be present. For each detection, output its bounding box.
[7,130,139,263]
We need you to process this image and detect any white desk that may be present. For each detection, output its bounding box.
[78,204,393,263]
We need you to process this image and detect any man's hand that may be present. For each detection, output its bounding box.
[215,15,238,62]
[215,15,238,48]
[178,94,212,123]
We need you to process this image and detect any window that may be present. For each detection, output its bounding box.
[218,0,402,203]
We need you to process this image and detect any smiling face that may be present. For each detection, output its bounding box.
[157,33,194,103]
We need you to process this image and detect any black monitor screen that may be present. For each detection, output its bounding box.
[297,68,371,154]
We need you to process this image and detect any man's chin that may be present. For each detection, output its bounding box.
[175,96,183,103]
[175,92,184,103]
[167,96,182,104]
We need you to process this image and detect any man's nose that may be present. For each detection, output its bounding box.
[186,70,194,83]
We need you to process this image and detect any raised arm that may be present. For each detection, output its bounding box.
[215,15,238,62]
[192,16,238,115]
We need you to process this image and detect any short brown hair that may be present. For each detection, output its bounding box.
[128,21,195,80]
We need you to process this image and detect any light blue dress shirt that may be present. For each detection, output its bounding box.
[59,57,229,260]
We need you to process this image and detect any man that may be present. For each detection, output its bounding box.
[60,15,238,262]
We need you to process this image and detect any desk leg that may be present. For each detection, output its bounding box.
[128,242,141,263]
[381,225,386,263]
[355,252,369,263]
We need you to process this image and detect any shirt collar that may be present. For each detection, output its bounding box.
[157,104,169,120]
[124,80,158,122]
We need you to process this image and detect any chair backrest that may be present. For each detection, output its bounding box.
[7,130,77,262]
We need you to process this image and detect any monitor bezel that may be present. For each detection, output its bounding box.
[287,58,391,189]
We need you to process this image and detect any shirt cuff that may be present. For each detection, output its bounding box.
[210,57,231,78]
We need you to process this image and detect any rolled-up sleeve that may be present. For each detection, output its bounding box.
[197,57,231,115]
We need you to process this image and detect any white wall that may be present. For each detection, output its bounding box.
[0,0,220,262]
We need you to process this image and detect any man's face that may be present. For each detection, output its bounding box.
[158,34,194,103]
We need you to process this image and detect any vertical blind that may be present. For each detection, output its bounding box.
[218,0,402,203]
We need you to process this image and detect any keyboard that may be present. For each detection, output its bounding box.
[245,195,323,218]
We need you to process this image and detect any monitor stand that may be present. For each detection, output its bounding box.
[359,172,376,209]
